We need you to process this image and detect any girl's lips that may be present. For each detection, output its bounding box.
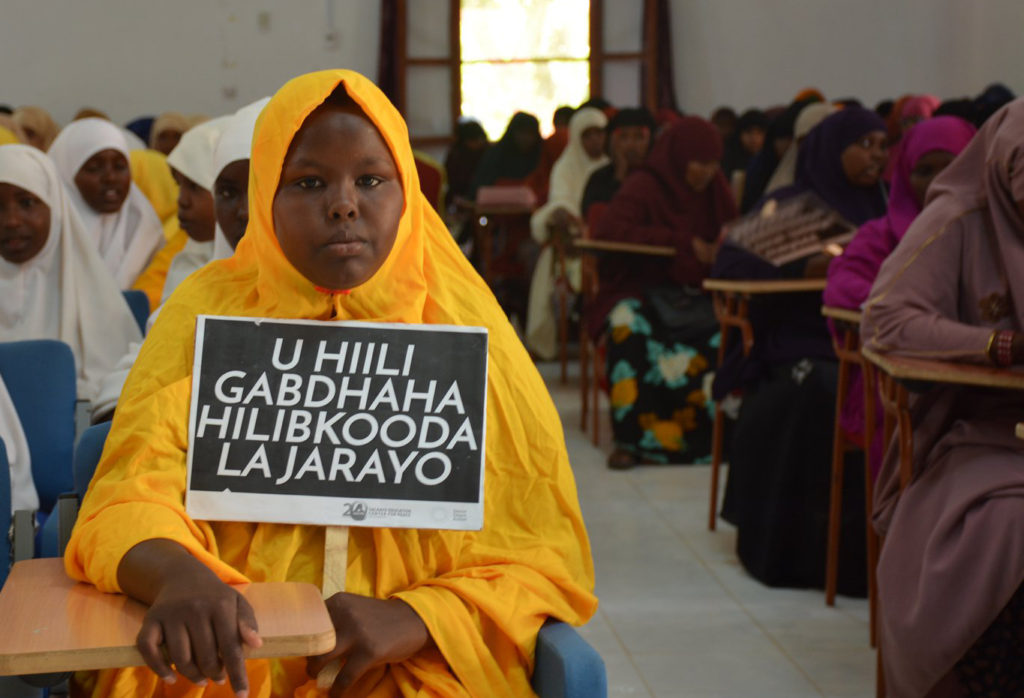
[325,240,365,257]
[0,235,30,252]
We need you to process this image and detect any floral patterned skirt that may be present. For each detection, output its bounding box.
[605,296,718,464]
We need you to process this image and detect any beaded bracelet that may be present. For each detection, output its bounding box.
[994,330,1015,367]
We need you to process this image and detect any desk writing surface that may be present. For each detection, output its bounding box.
[572,239,676,257]
[861,346,1024,391]
[702,278,827,295]
[821,306,863,325]
[0,558,335,676]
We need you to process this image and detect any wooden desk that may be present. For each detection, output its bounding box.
[860,347,1024,391]
[704,276,827,531]
[0,558,335,676]
[472,203,534,284]
[821,306,863,326]
[703,278,828,295]
[571,239,676,257]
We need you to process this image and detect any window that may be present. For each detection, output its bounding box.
[460,0,591,139]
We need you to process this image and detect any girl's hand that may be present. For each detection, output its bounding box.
[118,539,263,697]
[306,593,432,697]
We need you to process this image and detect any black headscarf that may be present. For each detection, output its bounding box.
[469,112,542,195]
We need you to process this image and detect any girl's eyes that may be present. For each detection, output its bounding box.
[356,175,385,188]
[18,197,36,209]
[296,176,323,190]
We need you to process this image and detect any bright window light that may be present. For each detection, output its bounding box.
[460,0,591,139]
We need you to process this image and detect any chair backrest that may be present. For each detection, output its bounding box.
[532,619,607,698]
[74,421,112,501]
[0,438,11,587]
[122,290,150,335]
[0,341,76,513]
[413,154,446,213]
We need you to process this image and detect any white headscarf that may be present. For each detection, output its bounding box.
[0,144,141,401]
[47,118,164,288]
[161,116,233,303]
[530,107,609,242]
[765,102,838,195]
[0,374,38,512]
[211,98,269,260]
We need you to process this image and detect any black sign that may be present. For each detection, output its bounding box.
[186,316,488,530]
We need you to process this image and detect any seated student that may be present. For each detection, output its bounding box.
[12,106,59,152]
[469,111,542,196]
[526,107,608,360]
[149,111,190,156]
[527,105,575,203]
[92,101,269,422]
[211,98,270,257]
[882,94,941,181]
[48,118,165,289]
[739,96,821,213]
[65,69,595,697]
[712,107,889,595]
[0,374,37,512]
[0,145,140,402]
[710,106,738,144]
[580,107,656,219]
[824,116,975,475]
[862,98,1024,698]
[763,101,836,196]
[160,116,232,303]
[721,109,767,179]
[588,116,737,469]
[443,119,488,212]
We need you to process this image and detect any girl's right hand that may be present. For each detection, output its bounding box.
[136,573,262,695]
[118,538,263,698]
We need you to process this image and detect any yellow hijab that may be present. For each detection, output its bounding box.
[67,69,595,698]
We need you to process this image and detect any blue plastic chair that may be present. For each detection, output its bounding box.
[122,290,150,335]
[0,341,76,515]
[60,424,607,697]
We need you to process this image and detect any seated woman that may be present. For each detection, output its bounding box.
[712,107,889,594]
[65,69,595,697]
[160,116,232,303]
[443,119,489,213]
[211,98,270,257]
[149,111,189,156]
[587,116,736,469]
[824,115,975,476]
[580,107,655,220]
[863,98,1024,698]
[721,108,767,180]
[470,111,542,196]
[526,107,608,360]
[12,106,59,152]
[0,145,140,402]
[48,118,165,288]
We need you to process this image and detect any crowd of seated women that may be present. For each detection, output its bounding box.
[1,74,1022,695]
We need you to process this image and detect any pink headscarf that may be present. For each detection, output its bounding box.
[900,94,941,122]
[885,116,976,237]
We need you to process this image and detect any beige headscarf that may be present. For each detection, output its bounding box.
[149,112,190,149]
[12,106,59,151]
[765,102,838,195]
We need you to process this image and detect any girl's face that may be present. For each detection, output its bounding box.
[74,148,131,214]
[172,169,216,242]
[840,131,888,188]
[908,150,956,208]
[685,160,719,193]
[273,103,403,291]
[214,159,250,250]
[0,183,50,264]
[154,129,182,156]
[581,126,606,160]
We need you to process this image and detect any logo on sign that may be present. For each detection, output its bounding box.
[343,502,368,521]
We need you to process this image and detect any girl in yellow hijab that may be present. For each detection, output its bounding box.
[66,69,595,697]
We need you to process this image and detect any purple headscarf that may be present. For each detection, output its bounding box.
[792,107,889,225]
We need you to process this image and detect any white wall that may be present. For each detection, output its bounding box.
[3,1,1023,130]
[1,0,381,125]
[669,0,1024,116]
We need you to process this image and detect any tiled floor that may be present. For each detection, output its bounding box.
[540,361,875,698]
